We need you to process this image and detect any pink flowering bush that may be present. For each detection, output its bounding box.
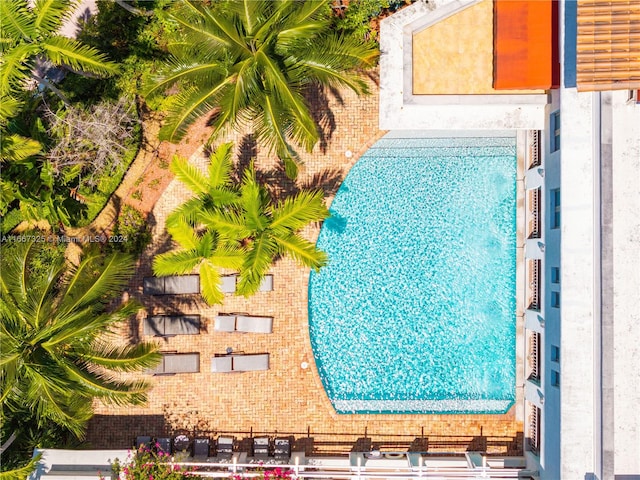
[230,467,296,480]
[109,444,197,480]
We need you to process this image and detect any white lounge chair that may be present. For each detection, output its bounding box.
[214,315,273,333]
[210,353,270,372]
[236,315,273,333]
[220,275,237,293]
[148,353,200,375]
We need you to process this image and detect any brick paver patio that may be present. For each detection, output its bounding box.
[87,76,524,454]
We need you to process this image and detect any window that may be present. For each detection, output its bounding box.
[550,189,561,229]
[551,345,560,362]
[551,291,560,308]
[550,111,560,152]
[551,370,560,387]
[551,267,560,284]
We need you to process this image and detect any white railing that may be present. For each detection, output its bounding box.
[165,459,529,479]
[528,259,541,311]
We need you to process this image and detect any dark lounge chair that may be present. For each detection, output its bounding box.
[216,436,235,459]
[253,437,270,459]
[193,438,210,458]
[274,437,291,462]
[156,437,171,454]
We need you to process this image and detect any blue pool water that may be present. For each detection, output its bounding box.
[308,136,517,414]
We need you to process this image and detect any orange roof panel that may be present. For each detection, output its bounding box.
[493,0,559,90]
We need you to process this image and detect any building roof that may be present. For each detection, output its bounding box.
[493,0,560,90]
[576,0,640,91]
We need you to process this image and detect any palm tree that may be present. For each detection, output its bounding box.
[145,0,377,178]
[0,0,119,121]
[154,142,329,303]
[0,239,160,445]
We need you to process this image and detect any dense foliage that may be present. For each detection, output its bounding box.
[0,239,160,471]
[145,0,377,178]
[154,142,329,304]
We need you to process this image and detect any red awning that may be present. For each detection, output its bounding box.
[493,0,560,90]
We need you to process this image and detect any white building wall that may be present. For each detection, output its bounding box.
[559,87,599,479]
[540,90,561,480]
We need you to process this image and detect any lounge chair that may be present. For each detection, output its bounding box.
[210,353,270,372]
[156,437,171,454]
[144,315,201,336]
[221,274,237,293]
[253,437,270,459]
[143,275,200,295]
[259,274,274,292]
[148,353,200,375]
[192,438,210,458]
[274,438,291,463]
[173,435,190,454]
[216,436,235,459]
[135,436,152,449]
[214,314,273,333]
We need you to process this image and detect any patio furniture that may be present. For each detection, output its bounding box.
[221,274,237,293]
[259,274,274,291]
[193,438,210,458]
[274,438,291,462]
[214,314,273,333]
[219,274,273,293]
[156,437,171,454]
[173,435,190,454]
[143,275,200,295]
[147,353,200,375]
[210,353,270,372]
[135,436,152,449]
[253,437,270,459]
[143,315,201,336]
[216,436,235,459]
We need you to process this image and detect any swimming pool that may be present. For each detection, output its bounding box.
[308,135,517,414]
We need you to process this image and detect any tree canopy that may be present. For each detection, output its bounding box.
[145,0,377,178]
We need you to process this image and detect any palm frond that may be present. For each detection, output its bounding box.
[170,1,231,49]
[207,142,234,187]
[0,94,23,121]
[33,0,76,35]
[144,59,225,98]
[269,190,329,232]
[198,261,223,305]
[61,363,150,406]
[274,233,328,271]
[240,165,269,232]
[159,81,232,142]
[0,0,37,41]
[0,133,42,163]
[207,243,245,271]
[256,50,318,152]
[0,43,39,93]
[198,208,250,239]
[61,252,134,312]
[41,35,118,76]
[79,339,160,372]
[169,154,209,195]
[153,250,201,276]
[167,218,200,250]
[165,197,202,229]
[237,234,277,296]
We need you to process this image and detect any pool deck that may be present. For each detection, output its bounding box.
[87,78,524,454]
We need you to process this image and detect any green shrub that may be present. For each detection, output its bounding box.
[108,205,151,255]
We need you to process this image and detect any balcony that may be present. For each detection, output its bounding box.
[527,402,541,457]
[527,188,541,240]
[527,130,541,169]
[527,259,541,311]
[526,331,541,384]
